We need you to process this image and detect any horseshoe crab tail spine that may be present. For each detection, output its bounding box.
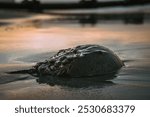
[6,69,36,74]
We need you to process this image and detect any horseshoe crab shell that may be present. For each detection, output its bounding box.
[33,44,124,78]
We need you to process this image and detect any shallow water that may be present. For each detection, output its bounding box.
[0,6,150,99]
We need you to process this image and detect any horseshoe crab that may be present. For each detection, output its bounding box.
[31,44,124,78]
[8,44,124,81]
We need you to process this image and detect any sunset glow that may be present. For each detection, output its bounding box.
[0,23,150,53]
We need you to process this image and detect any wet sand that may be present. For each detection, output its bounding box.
[0,7,150,99]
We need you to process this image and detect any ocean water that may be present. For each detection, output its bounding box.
[0,5,150,99]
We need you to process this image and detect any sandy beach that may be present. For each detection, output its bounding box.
[0,5,150,99]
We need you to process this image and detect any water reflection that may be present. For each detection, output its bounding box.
[0,22,11,26]
[28,12,149,27]
[36,74,116,88]
[76,13,145,25]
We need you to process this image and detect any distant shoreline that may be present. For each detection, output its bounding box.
[0,1,150,10]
